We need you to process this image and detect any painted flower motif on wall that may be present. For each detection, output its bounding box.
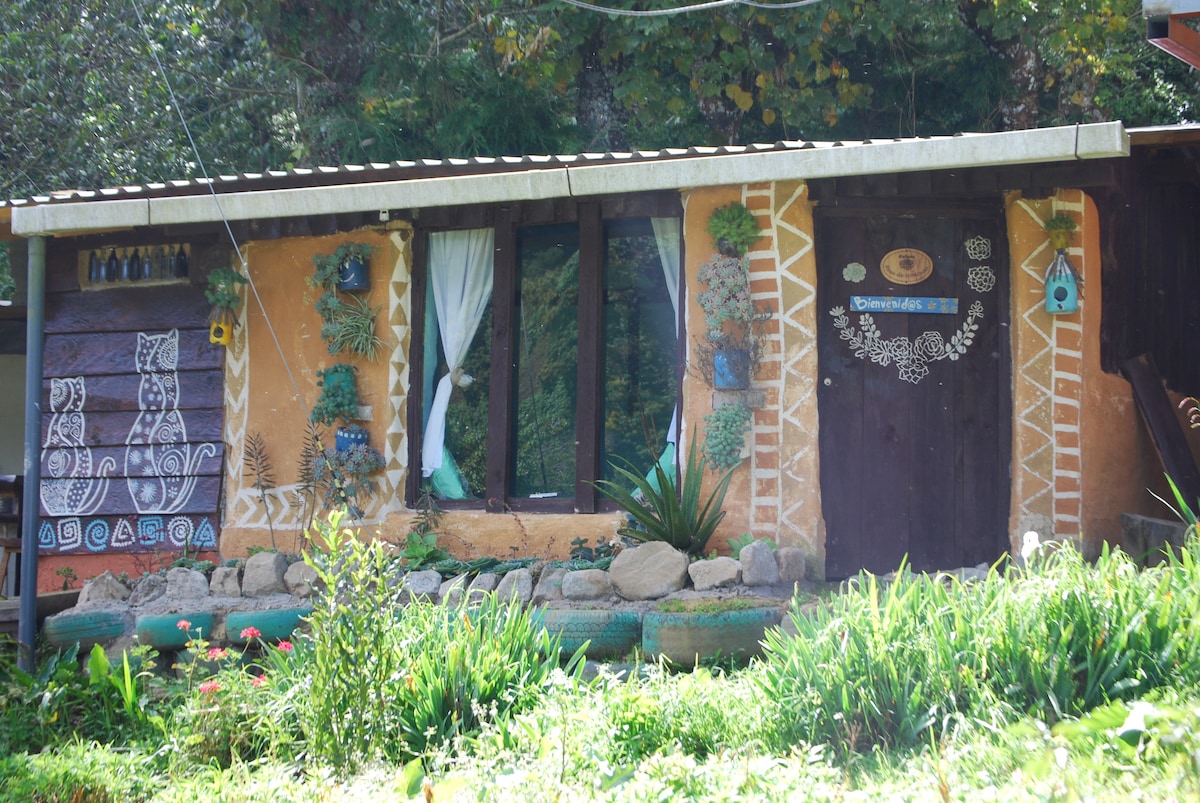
[965,236,992,261]
[843,262,867,283]
[967,265,996,294]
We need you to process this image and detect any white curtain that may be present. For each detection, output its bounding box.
[421,228,494,479]
[651,217,681,450]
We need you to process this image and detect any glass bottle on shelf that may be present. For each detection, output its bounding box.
[174,245,189,278]
[105,248,119,282]
[87,251,100,283]
[154,246,168,279]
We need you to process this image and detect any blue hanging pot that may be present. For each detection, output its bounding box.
[336,425,369,452]
[338,255,370,292]
[713,348,750,390]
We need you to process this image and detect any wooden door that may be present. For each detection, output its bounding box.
[816,206,1010,578]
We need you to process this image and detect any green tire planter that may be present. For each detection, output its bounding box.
[42,610,129,650]
[642,607,781,667]
[225,606,311,644]
[538,609,643,660]
[135,612,214,649]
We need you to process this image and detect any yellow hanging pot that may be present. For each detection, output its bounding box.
[209,312,233,346]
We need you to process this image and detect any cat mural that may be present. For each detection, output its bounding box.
[41,376,116,516]
[125,329,217,514]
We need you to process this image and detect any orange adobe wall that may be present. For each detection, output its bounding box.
[1005,190,1161,559]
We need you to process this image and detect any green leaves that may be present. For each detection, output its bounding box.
[592,433,734,557]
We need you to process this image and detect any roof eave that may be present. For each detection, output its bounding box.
[9,122,1130,237]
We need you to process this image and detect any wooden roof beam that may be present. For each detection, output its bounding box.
[1147,11,1200,69]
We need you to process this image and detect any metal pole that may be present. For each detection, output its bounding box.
[17,235,45,672]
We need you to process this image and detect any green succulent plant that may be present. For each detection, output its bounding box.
[310,363,359,427]
[702,402,752,471]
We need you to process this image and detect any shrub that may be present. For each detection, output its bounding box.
[296,508,583,772]
[758,537,1200,754]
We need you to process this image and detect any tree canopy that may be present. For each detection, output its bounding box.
[0,0,1196,199]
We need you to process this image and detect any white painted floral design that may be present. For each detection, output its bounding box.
[965,236,991,261]
[829,301,984,384]
[967,265,996,293]
[843,262,867,283]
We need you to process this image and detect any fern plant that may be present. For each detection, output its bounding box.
[243,431,277,551]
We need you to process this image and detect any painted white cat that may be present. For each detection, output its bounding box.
[124,330,217,514]
[41,376,115,517]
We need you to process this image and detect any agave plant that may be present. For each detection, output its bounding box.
[592,432,736,557]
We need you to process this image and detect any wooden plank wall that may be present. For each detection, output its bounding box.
[36,249,224,556]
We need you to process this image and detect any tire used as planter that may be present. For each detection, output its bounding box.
[539,609,643,661]
[43,610,129,650]
[135,612,215,650]
[642,606,781,667]
[225,606,311,644]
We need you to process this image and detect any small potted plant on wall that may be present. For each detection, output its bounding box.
[310,363,367,451]
[205,266,248,346]
[313,440,385,518]
[312,242,373,294]
[310,243,384,360]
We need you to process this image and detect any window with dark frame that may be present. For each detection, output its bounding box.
[409,194,683,514]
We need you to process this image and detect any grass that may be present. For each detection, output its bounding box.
[4,524,1200,801]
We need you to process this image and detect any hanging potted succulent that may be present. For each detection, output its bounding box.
[312,242,373,294]
[204,266,248,346]
[320,294,384,360]
[312,441,385,517]
[310,363,366,451]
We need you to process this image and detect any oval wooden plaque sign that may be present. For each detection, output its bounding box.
[880,248,933,285]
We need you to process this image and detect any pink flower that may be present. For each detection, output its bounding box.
[206,647,228,661]
[276,640,293,653]
[198,680,221,694]
[252,674,268,688]
[176,619,192,632]
[239,626,262,640]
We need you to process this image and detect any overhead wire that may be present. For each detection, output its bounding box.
[127,0,307,412]
[555,0,827,15]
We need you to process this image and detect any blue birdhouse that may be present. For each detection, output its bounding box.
[1044,249,1080,315]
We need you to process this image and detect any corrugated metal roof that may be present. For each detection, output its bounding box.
[0,137,921,209]
[4,123,1134,235]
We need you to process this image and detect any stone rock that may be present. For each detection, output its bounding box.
[164,567,210,600]
[126,573,166,607]
[242,551,288,597]
[495,568,533,605]
[531,567,566,605]
[284,562,319,597]
[1121,513,1188,566]
[688,556,741,591]
[440,573,469,607]
[209,567,242,597]
[609,542,688,601]
[562,569,613,600]
[740,540,780,586]
[776,547,807,584]
[78,571,131,605]
[401,570,443,603]
[467,572,500,604]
